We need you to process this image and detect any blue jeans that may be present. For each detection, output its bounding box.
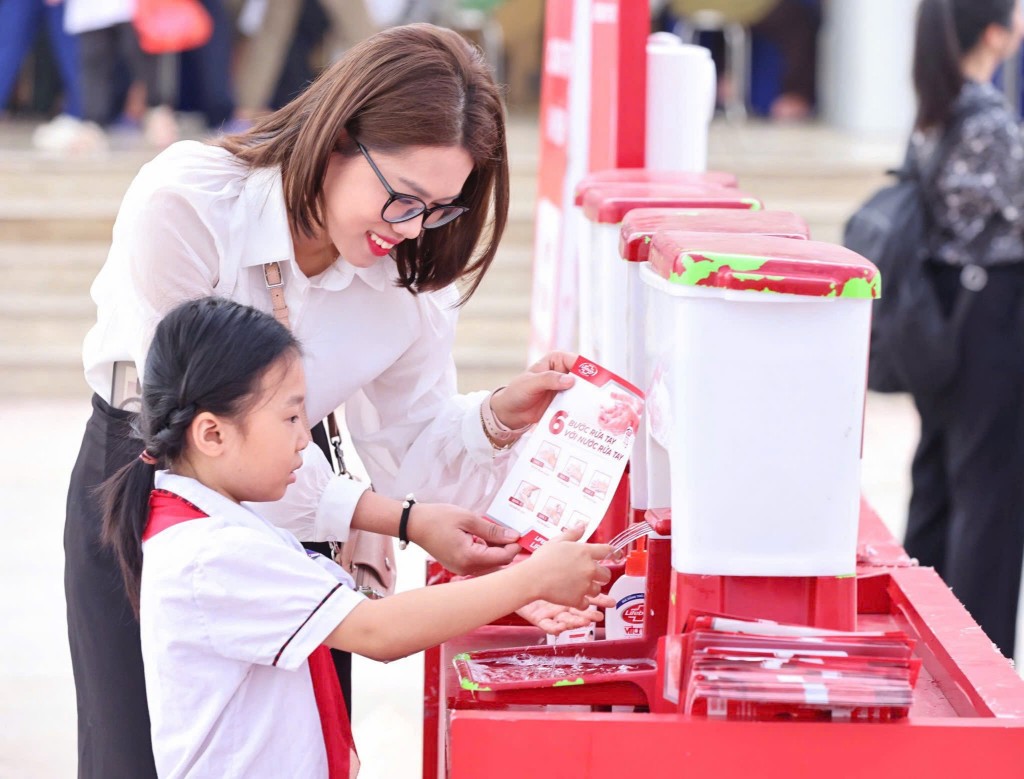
[179,0,235,127]
[0,0,82,116]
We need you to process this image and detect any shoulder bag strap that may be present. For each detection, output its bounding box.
[262,261,346,462]
[263,261,291,328]
[261,264,393,597]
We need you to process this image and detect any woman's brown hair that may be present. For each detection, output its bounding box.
[218,24,509,303]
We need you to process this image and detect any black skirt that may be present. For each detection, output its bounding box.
[64,394,156,778]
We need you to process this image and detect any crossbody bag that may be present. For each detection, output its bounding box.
[264,261,396,599]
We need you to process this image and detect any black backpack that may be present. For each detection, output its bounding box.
[843,115,983,395]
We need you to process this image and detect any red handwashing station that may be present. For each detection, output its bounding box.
[421,169,1024,779]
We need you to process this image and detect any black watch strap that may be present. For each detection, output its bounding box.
[398,494,416,551]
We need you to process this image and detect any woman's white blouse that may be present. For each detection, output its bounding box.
[83,141,515,541]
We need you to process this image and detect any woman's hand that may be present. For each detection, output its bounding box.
[408,503,521,575]
[515,593,616,635]
[488,351,577,431]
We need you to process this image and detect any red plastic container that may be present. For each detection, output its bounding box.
[573,168,739,207]
[582,183,762,225]
[618,207,810,264]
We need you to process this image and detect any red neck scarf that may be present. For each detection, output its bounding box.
[145,489,355,777]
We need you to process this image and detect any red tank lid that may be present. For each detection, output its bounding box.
[619,208,811,262]
[582,183,763,225]
[573,168,739,206]
[648,231,880,300]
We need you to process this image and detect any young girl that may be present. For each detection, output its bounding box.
[99,297,612,779]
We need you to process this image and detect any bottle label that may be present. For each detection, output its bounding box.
[622,601,646,625]
[616,591,644,610]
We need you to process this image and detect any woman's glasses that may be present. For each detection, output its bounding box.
[356,141,469,230]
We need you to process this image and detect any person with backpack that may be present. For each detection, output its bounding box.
[902,0,1024,660]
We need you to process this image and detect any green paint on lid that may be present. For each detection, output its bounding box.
[741,198,763,211]
[453,653,471,662]
[643,235,652,244]
[459,678,491,693]
[835,573,856,579]
[730,272,787,284]
[553,678,585,687]
[665,250,880,299]
[669,251,769,286]
[840,275,882,299]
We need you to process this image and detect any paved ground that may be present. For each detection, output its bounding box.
[1,113,1021,778]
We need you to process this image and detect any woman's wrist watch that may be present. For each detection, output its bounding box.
[480,387,531,450]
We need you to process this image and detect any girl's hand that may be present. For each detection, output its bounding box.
[523,524,612,609]
[488,351,577,431]
[409,503,521,575]
[515,593,615,635]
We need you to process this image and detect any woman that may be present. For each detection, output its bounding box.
[67,24,583,777]
[904,0,1024,661]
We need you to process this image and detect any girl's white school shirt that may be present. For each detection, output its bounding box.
[83,140,516,543]
[141,471,365,779]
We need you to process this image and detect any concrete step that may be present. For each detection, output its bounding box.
[459,296,530,321]
[0,318,90,349]
[454,316,532,348]
[0,189,539,244]
[0,342,527,398]
[457,363,528,394]
[0,165,138,200]
[0,242,106,294]
[0,343,89,397]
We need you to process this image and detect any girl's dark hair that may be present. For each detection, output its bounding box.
[217,23,509,305]
[98,297,300,614]
[913,0,1016,130]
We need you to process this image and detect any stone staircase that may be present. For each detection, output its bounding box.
[0,116,902,399]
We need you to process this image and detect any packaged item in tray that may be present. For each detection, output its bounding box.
[677,611,920,723]
[689,694,912,722]
[484,357,644,551]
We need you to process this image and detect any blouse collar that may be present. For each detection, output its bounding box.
[237,166,393,293]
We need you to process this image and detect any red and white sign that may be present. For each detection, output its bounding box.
[528,0,649,361]
[486,356,645,551]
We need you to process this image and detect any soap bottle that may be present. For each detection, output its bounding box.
[605,541,647,639]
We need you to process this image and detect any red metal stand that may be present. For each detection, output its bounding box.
[423,502,1024,779]
[443,562,1024,778]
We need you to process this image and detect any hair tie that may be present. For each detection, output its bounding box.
[139,450,158,466]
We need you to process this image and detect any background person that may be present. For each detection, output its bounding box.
[903,0,1024,660]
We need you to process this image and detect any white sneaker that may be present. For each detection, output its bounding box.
[68,121,110,154]
[32,115,108,154]
[31,114,79,150]
[144,106,179,149]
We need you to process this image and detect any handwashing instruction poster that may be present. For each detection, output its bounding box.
[486,356,645,551]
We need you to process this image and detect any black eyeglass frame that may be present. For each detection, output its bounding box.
[356,141,470,230]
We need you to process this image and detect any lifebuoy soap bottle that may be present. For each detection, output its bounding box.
[606,542,648,639]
